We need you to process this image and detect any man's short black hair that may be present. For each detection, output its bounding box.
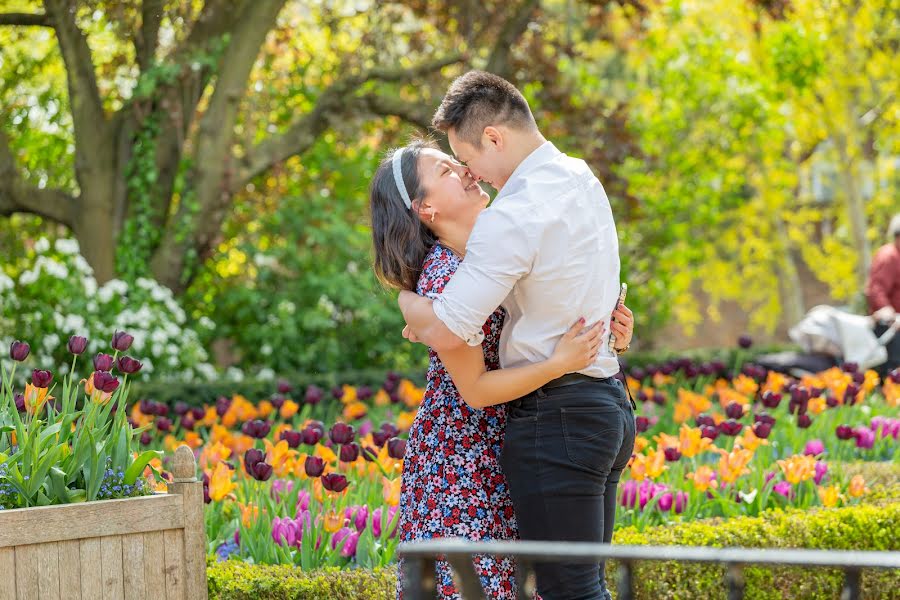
[432,70,537,148]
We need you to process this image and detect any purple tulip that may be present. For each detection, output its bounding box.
[216,396,232,416]
[804,439,825,456]
[156,417,172,432]
[752,421,773,438]
[304,385,323,405]
[248,460,273,482]
[718,419,743,436]
[357,386,373,401]
[825,394,840,408]
[371,506,399,538]
[322,473,349,493]
[387,437,407,459]
[701,425,719,440]
[111,330,134,351]
[339,443,360,463]
[9,341,30,362]
[332,527,360,557]
[358,421,374,438]
[280,430,302,449]
[853,427,875,449]
[372,431,391,447]
[67,335,88,355]
[272,517,299,547]
[93,353,114,372]
[695,413,716,428]
[180,415,196,431]
[241,419,271,439]
[174,402,190,416]
[93,371,120,393]
[674,491,688,514]
[14,393,25,412]
[773,481,793,499]
[331,386,344,400]
[116,356,143,375]
[635,416,650,433]
[140,432,152,446]
[657,492,673,512]
[296,490,311,512]
[663,447,682,462]
[620,480,639,508]
[345,505,369,532]
[725,402,744,420]
[652,392,667,406]
[814,461,828,485]
[630,367,647,381]
[269,393,286,409]
[301,426,323,446]
[277,379,293,394]
[835,424,854,440]
[191,406,204,420]
[738,335,753,349]
[381,423,400,438]
[760,391,782,409]
[797,414,813,428]
[304,456,325,478]
[754,412,776,425]
[329,423,355,445]
[361,446,378,462]
[31,369,53,388]
[271,479,294,503]
[244,449,265,474]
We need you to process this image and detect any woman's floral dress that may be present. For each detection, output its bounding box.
[397,243,520,599]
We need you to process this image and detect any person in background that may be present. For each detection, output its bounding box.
[865,213,900,375]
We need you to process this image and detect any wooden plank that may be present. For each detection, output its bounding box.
[15,544,40,600]
[142,532,166,600]
[167,479,208,600]
[100,536,124,600]
[0,546,17,600]
[58,540,82,600]
[0,496,183,548]
[79,538,102,600]
[121,535,145,599]
[163,530,184,600]
[36,542,60,600]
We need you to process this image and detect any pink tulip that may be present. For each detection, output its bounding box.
[804,439,825,456]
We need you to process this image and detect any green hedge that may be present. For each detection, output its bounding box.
[206,502,899,599]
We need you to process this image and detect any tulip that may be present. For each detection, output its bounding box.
[635,416,650,433]
[9,341,30,362]
[724,402,744,419]
[329,423,355,445]
[345,505,369,532]
[304,385,323,405]
[835,425,854,440]
[630,367,647,381]
[752,421,773,439]
[361,446,378,462]
[300,426,323,446]
[340,443,360,463]
[387,437,407,459]
[93,353,114,371]
[381,423,400,438]
[695,414,716,428]
[737,335,753,349]
[372,506,399,538]
[760,391,782,409]
[663,447,682,462]
[67,335,88,355]
[804,439,825,456]
[156,417,172,432]
[797,414,812,428]
[331,386,344,400]
[191,406,204,420]
[372,431,391,447]
[140,432,152,446]
[637,390,649,403]
[296,490,311,512]
[174,401,190,416]
[116,356,143,374]
[93,371,120,393]
[271,479,294,503]
[280,430,302,449]
[244,449,265,474]
[357,386,373,401]
[848,475,868,498]
[304,456,325,478]
[843,383,860,405]
[272,517,299,547]
[674,491,688,514]
[31,369,53,388]
[269,393,286,409]
[322,473,349,494]
[332,527,360,557]
[215,396,232,416]
[853,427,875,449]
[890,369,900,384]
[241,419,271,439]
[657,492,673,512]
[652,392,666,406]
[111,330,134,351]
[773,481,793,499]
[247,459,273,482]
[814,461,828,485]
[277,379,293,394]
[754,412,775,425]
[825,394,839,408]
[14,393,25,412]
[700,425,719,440]
[180,415,196,431]
[718,420,742,436]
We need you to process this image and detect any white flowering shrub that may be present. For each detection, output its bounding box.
[0,238,218,381]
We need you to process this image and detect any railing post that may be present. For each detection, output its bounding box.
[841,567,861,600]
[168,445,208,600]
[616,560,634,600]
[447,555,487,599]
[515,559,535,600]
[726,563,745,600]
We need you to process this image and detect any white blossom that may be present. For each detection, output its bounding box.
[34,238,50,253]
[54,238,80,255]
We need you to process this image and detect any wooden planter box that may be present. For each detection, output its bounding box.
[0,446,207,600]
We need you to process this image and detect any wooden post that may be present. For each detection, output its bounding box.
[167,445,208,600]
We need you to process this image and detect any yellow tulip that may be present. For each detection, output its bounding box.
[687,466,718,493]
[207,462,237,502]
[715,447,754,485]
[678,425,712,458]
[324,510,344,533]
[817,485,841,508]
[777,454,816,485]
[383,476,401,506]
[848,475,869,498]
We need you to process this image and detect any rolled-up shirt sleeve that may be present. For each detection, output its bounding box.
[433,207,535,346]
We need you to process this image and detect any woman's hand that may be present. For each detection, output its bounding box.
[611,303,634,351]
[549,319,606,376]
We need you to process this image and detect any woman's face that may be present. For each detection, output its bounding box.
[417,148,489,228]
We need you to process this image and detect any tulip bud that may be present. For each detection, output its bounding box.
[300,426,323,446]
[797,414,812,428]
[93,371,120,393]
[67,335,88,355]
[890,369,900,384]
[718,419,742,436]
[304,385,323,405]
[277,379,293,394]
[635,416,650,433]
[180,415,196,431]
[663,447,681,462]
[116,356,143,374]
[241,419,271,439]
[14,393,25,412]
[737,335,753,349]
[249,461,273,482]
[340,443,360,463]
[700,425,719,440]
[331,386,344,400]
[31,369,53,388]
[695,414,716,428]
[93,353,114,372]
[724,402,744,419]
[269,393,286,410]
[825,394,839,408]
[842,362,859,374]
[140,432,153,446]
[754,412,775,426]
[835,424,854,440]
[657,492,673,512]
[9,341,30,362]
[156,417,172,432]
[752,421,773,438]
[304,456,325,478]
[111,330,134,351]
[329,423,355,445]
[387,437,407,459]
[372,431,391,447]
[321,473,349,493]
[174,401,190,416]
[280,430,302,449]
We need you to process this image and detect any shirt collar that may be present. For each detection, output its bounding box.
[495,141,561,201]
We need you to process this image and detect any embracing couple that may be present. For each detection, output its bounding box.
[369,71,636,600]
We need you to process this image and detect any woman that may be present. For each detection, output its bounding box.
[370,139,633,598]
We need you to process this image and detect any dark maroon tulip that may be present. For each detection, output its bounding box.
[825,394,839,408]
[389,392,401,404]
[304,456,325,478]
[835,425,854,440]
[139,399,154,414]
[248,461,273,482]
[652,392,666,406]
[737,335,753,349]
[156,417,172,432]
[269,393,286,409]
[852,371,865,385]
[361,446,378,462]
[244,449,265,473]
[331,386,344,400]
[340,443,360,463]
[216,396,231,416]
[695,413,716,428]
[725,402,744,419]
[300,426,323,446]
[699,363,715,376]
[154,402,169,417]
[797,414,812,428]
[372,431,391,447]
[752,422,773,438]
[180,415,196,431]
[637,390,649,403]
[701,425,719,440]
[387,437,407,459]
[280,430,302,449]
[635,416,650,433]
[93,353,114,372]
[754,412,776,426]
[808,386,823,398]
[663,447,682,462]
[843,383,860,405]
[661,364,675,376]
[790,386,809,404]
[305,385,323,405]
[357,386,373,401]
[321,473,349,493]
[67,335,88,355]
[718,419,743,436]
[191,406,205,421]
[684,364,699,378]
[14,393,25,412]
[116,356,143,374]
[842,362,859,374]
[9,341,30,362]
[387,371,401,383]
[630,367,647,381]
[382,379,397,393]
[277,379,293,394]
[241,419,271,439]
[329,423,355,445]
[174,401,190,416]
[93,371,120,393]
[380,423,399,438]
[31,369,53,388]
[111,330,134,351]
[890,369,900,384]
[140,431,153,446]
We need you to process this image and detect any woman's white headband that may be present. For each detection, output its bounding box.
[391,148,412,209]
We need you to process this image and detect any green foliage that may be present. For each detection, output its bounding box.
[207,562,397,600]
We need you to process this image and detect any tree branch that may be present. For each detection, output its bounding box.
[0,12,51,27]
[485,0,541,78]
[0,129,76,226]
[135,0,164,73]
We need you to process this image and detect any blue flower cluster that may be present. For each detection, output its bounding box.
[215,541,239,562]
[0,463,17,510]
[96,463,147,501]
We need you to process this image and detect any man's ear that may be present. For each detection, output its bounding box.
[482,126,503,150]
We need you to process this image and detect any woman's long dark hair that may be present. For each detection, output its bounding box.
[370,139,438,291]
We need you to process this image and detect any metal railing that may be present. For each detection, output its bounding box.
[398,540,900,600]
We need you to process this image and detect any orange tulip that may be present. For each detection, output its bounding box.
[777,454,816,485]
[207,462,237,502]
[848,475,868,498]
[383,476,401,506]
[687,466,719,492]
[280,399,300,420]
[817,485,841,508]
[23,383,53,415]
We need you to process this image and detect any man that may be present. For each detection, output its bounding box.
[399,70,634,600]
[865,214,900,375]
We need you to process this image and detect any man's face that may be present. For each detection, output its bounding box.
[447,128,502,191]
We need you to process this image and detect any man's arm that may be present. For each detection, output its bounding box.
[398,291,466,351]
[865,251,894,313]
